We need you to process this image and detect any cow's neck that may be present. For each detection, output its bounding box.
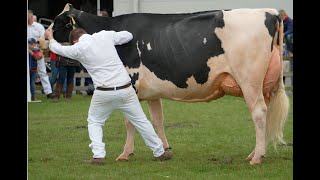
[74,10,111,33]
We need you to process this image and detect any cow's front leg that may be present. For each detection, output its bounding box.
[147,99,170,150]
[116,117,135,161]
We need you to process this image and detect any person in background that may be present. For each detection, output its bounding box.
[33,15,37,22]
[99,9,109,17]
[45,28,173,164]
[53,53,80,102]
[28,38,42,102]
[279,9,293,56]
[28,10,54,99]
[49,52,58,88]
[49,50,68,97]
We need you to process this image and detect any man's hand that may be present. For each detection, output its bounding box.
[45,29,54,40]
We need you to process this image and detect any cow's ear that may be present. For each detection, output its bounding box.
[68,3,74,9]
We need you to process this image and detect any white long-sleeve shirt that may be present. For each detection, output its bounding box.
[49,30,133,88]
[27,22,45,40]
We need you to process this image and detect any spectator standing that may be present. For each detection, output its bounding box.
[28,10,54,99]
[53,46,81,102]
[279,9,293,56]
[28,38,42,102]
[49,51,68,97]
[99,9,109,17]
[49,52,59,88]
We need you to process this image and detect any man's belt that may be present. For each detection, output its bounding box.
[96,82,131,91]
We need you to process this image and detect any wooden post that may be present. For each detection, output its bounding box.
[283,60,292,87]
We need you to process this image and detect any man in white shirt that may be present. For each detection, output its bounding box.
[45,28,173,164]
[27,10,54,99]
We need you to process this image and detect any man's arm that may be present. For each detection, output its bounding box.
[49,39,80,60]
[112,31,133,45]
[45,29,80,60]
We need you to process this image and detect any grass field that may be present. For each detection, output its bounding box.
[28,93,293,179]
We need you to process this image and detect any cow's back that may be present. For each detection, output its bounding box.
[111,11,225,94]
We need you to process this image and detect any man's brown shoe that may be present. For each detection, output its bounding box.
[83,158,105,165]
[156,150,173,161]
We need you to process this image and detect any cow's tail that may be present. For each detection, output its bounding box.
[266,16,289,147]
[274,14,284,60]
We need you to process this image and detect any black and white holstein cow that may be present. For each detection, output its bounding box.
[44,3,289,165]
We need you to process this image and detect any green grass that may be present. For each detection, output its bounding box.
[285,86,293,91]
[28,94,293,179]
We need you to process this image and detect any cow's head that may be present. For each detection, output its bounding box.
[38,3,76,49]
[52,3,78,43]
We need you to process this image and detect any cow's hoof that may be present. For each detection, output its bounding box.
[116,153,134,161]
[246,150,255,161]
[249,157,263,165]
[246,153,254,161]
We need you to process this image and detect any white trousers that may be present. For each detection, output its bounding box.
[37,58,52,95]
[87,85,164,158]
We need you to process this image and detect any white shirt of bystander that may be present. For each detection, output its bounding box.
[28,20,53,96]
[27,21,45,40]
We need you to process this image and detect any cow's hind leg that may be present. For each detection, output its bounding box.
[221,75,266,163]
[147,99,171,150]
[245,91,268,165]
[116,117,135,161]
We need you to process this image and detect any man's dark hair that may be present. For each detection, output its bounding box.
[69,28,88,45]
